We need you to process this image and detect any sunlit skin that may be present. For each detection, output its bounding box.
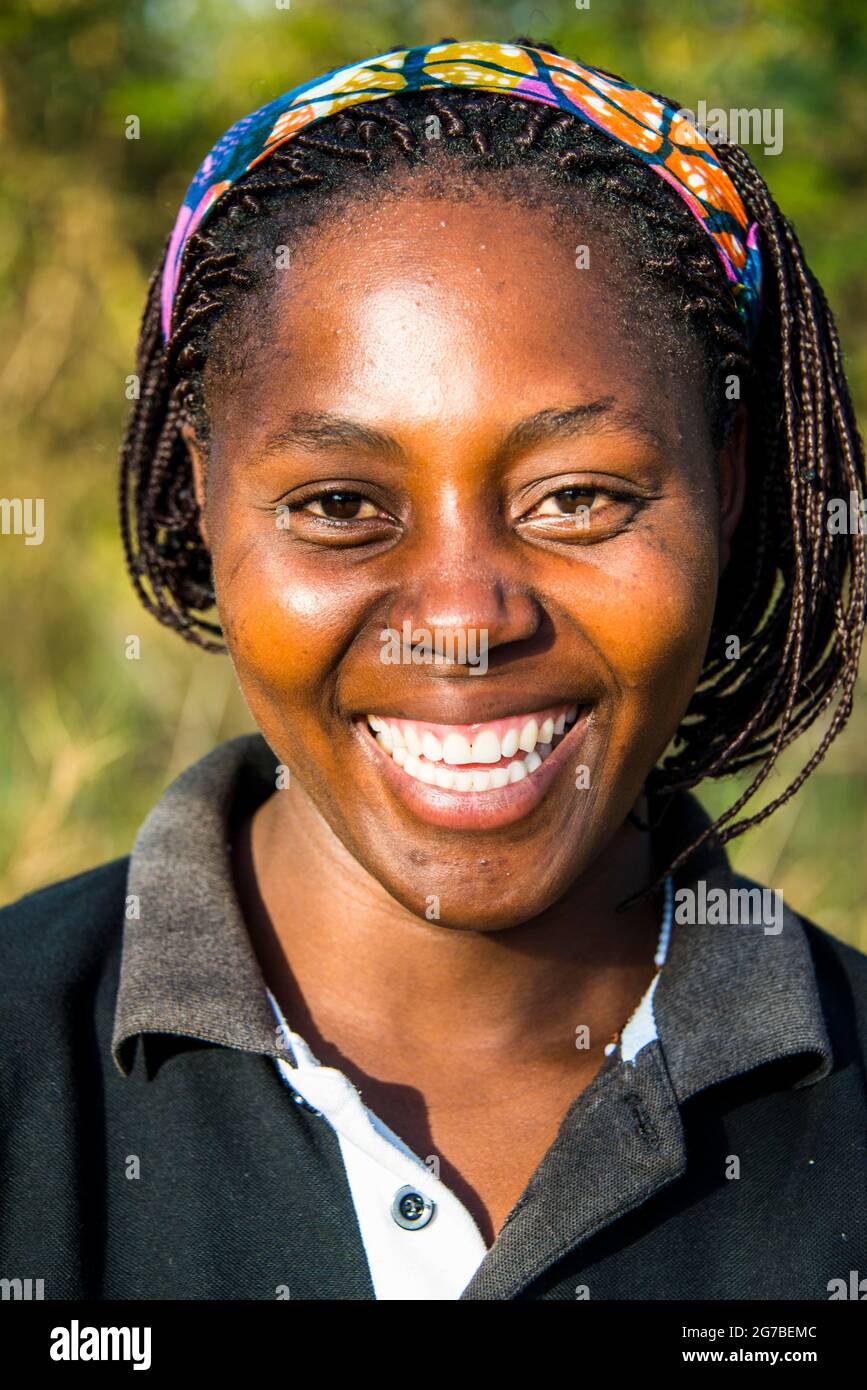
[185,188,746,1243]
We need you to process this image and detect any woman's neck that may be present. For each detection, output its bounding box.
[233,777,663,1080]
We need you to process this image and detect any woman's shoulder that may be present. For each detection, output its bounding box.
[0,856,129,996]
[779,897,867,1074]
[0,860,130,1177]
[798,909,867,1017]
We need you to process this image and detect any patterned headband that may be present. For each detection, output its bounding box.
[161,39,763,345]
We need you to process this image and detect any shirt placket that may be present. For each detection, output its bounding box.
[459,1039,687,1299]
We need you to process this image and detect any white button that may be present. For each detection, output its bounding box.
[391,1185,435,1230]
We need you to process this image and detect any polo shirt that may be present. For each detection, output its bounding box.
[1,732,866,1300]
[263,878,671,1302]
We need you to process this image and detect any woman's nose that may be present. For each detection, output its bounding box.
[386,563,543,663]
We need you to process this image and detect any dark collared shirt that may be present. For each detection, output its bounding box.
[1,733,866,1300]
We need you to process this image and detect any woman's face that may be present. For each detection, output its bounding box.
[190,189,744,930]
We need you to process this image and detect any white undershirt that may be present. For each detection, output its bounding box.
[267,991,489,1299]
[266,941,667,1302]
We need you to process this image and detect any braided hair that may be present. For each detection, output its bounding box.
[119,39,867,874]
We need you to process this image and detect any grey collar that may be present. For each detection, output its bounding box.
[113,735,281,1075]
[112,733,832,1098]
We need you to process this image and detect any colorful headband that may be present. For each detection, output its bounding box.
[161,39,763,345]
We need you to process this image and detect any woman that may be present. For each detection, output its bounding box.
[2,38,866,1301]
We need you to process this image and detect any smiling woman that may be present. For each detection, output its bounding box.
[187,186,735,941]
[3,38,867,1304]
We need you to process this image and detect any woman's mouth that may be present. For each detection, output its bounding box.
[366,702,579,790]
[354,701,591,830]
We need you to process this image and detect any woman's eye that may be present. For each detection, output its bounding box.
[534,487,597,517]
[304,491,379,520]
[518,483,641,540]
[273,487,396,547]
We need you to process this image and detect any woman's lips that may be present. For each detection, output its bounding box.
[353,701,592,830]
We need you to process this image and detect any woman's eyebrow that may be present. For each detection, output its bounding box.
[259,412,404,460]
[257,400,666,462]
[500,399,668,456]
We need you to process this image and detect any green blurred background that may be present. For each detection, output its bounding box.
[1,0,866,947]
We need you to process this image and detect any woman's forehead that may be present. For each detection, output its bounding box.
[209,191,697,441]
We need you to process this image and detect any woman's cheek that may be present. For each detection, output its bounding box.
[625,556,712,687]
[550,529,716,734]
[212,521,362,706]
[201,460,361,704]
[604,538,718,757]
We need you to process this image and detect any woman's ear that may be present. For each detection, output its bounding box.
[718,404,748,574]
[181,421,210,548]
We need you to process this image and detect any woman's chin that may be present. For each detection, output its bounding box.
[371,872,574,934]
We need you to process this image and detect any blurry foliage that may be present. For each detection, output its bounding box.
[1,0,866,948]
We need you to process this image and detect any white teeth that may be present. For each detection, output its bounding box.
[367,704,581,791]
[471,729,501,764]
[518,718,538,753]
[421,731,443,762]
[500,727,519,758]
[379,737,558,791]
[442,732,473,765]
